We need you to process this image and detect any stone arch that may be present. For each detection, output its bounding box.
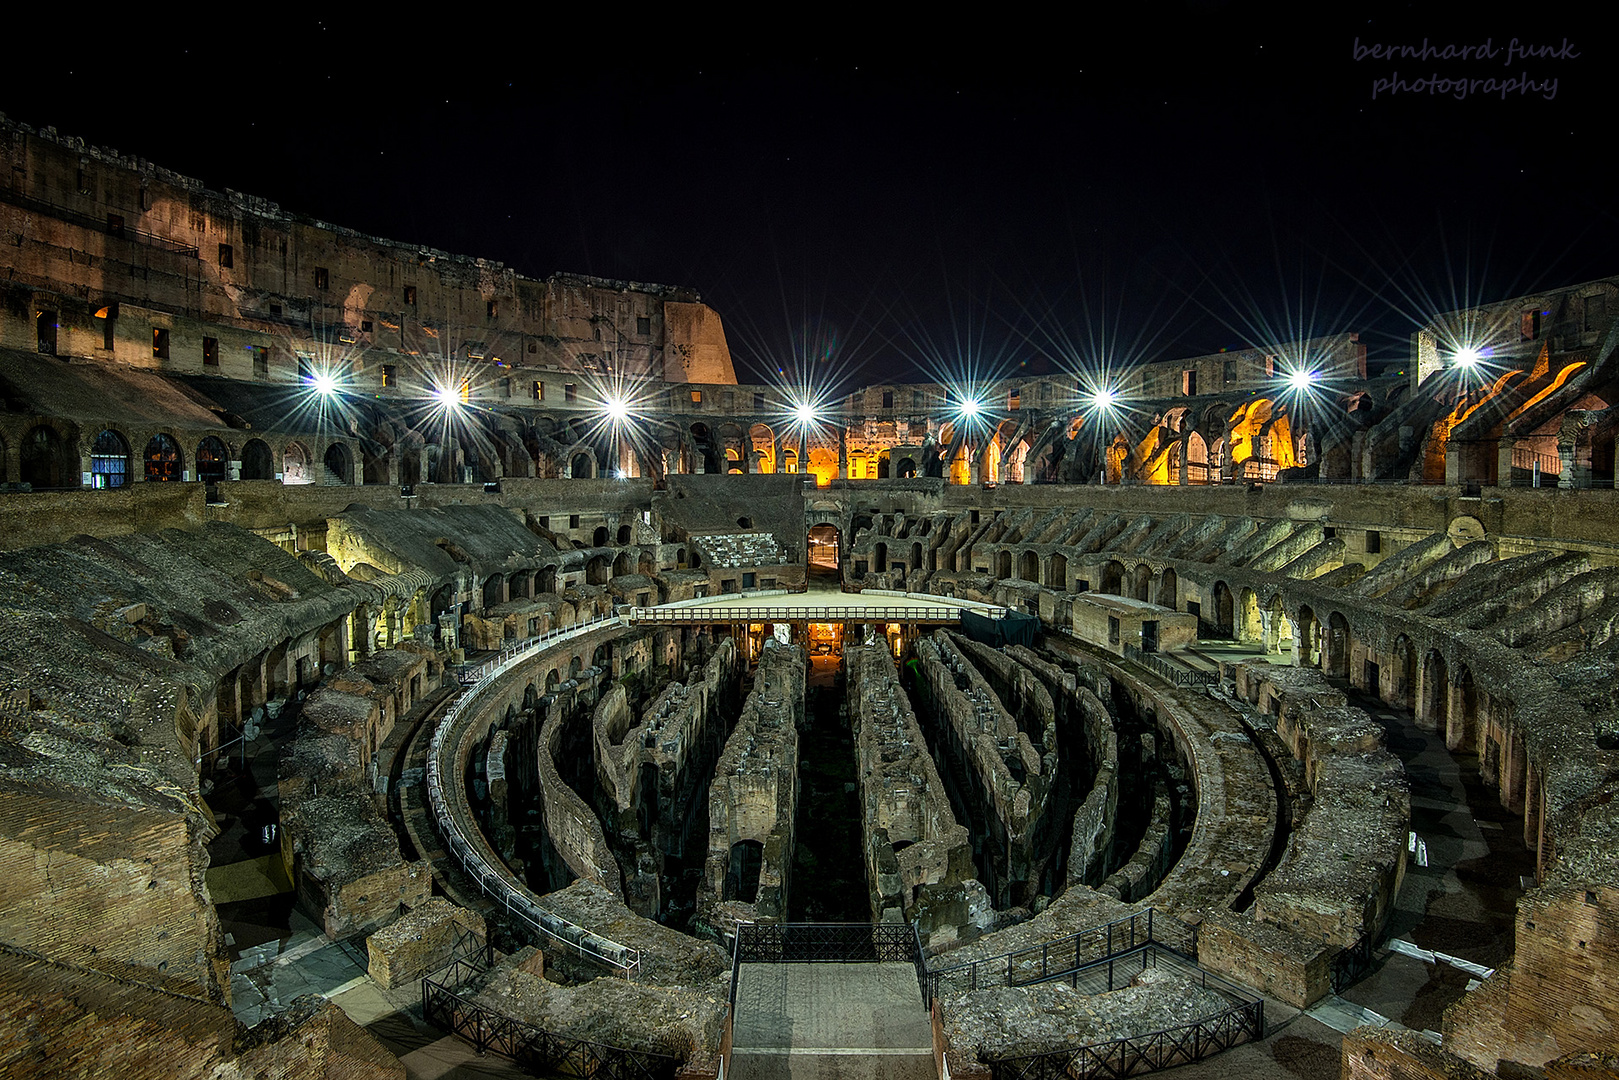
[143,432,184,482]
[1101,560,1125,595]
[1419,649,1449,733]
[1186,430,1210,484]
[240,438,275,481]
[593,525,609,547]
[896,454,918,479]
[570,448,597,479]
[482,574,505,610]
[1324,611,1351,678]
[996,550,1012,580]
[196,435,229,485]
[362,439,391,485]
[808,524,840,573]
[1156,567,1178,609]
[1132,563,1152,602]
[1447,662,1478,752]
[282,441,311,485]
[90,428,131,489]
[322,441,353,484]
[21,423,71,489]
[1047,552,1068,590]
[1212,581,1236,638]
[1389,634,1418,709]
[1018,549,1039,582]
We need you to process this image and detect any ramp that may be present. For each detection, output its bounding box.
[729,961,935,1079]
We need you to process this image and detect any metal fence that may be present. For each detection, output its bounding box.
[1122,645,1221,687]
[924,910,1196,1001]
[422,960,681,1079]
[730,922,928,1016]
[987,993,1264,1080]
[628,603,1001,624]
[426,611,642,974]
[1330,934,1376,993]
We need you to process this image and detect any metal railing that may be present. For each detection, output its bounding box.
[1122,645,1220,687]
[1330,934,1376,993]
[924,910,1194,1000]
[730,921,930,1022]
[423,956,681,1079]
[628,603,1002,624]
[987,989,1264,1079]
[0,186,200,256]
[426,611,642,974]
[735,921,923,964]
[452,609,618,685]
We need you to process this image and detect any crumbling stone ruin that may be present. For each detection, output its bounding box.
[698,640,805,929]
[3,110,1619,1080]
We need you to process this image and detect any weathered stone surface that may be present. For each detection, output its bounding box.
[366,897,487,989]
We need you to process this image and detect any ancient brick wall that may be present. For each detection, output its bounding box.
[0,787,225,1002]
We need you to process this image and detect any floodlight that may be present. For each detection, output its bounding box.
[794,402,817,426]
[959,398,983,418]
[604,396,629,421]
[310,371,338,396]
[1091,388,1117,409]
[1287,369,1317,391]
[1454,347,1482,368]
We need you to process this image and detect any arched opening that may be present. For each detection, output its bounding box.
[873,542,888,577]
[1047,553,1068,590]
[90,429,130,489]
[571,451,595,479]
[1325,612,1351,678]
[143,433,183,483]
[240,438,274,480]
[400,446,421,485]
[725,839,764,904]
[896,456,917,479]
[1420,649,1448,733]
[1186,431,1210,484]
[21,425,69,489]
[196,436,228,485]
[996,550,1013,580]
[1390,634,1418,709]
[1018,550,1039,582]
[593,526,609,547]
[282,442,311,485]
[1156,568,1178,609]
[617,524,632,544]
[586,555,611,585]
[362,441,391,485]
[1448,663,1478,752]
[808,524,840,575]
[1101,560,1125,595]
[1133,563,1152,602]
[322,442,353,484]
[1213,582,1236,638]
[483,575,505,610]
[613,551,634,577]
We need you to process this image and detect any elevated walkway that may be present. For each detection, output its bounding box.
[727,923,935,1079]
[626,587,1007,627]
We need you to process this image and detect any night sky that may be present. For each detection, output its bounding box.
[3,5,1610,387]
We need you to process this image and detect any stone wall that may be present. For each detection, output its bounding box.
[845,643,977,946]
[699,640,804,929]
[365,897,487,990]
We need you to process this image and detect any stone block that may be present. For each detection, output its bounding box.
[366,897,487,989]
